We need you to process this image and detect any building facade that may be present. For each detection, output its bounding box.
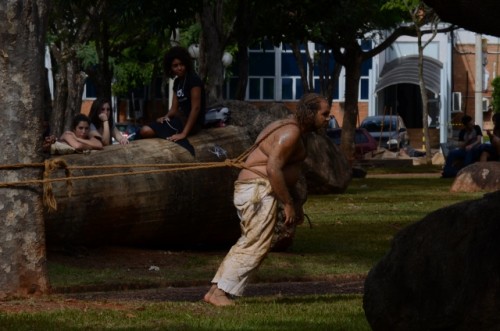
[77,29,499,146]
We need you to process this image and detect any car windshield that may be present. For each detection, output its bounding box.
[361,118,397,132]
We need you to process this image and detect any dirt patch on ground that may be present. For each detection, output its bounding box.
[0,277,364,314]
[0,280,364,314]
[0,246,365,313]
[0,297,141,314]
[65,278,365,303]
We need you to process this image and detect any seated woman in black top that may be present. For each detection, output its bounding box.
[139,46,206,155]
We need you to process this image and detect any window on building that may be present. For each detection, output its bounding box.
[224,77,239,100]
[313,45,340,100]
[223,40,373,102]
[83,79,97,99]
[249,78,261,99]
[281,51,302,76]
[359,41,373,100]
[248,41,276,100]
[281,43,308,100]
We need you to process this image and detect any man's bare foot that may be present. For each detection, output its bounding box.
[203,284,217,303]
[205,287,235,306]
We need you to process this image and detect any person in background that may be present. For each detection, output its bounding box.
[203,93,331,306]
[59,114,103,151]
[478,112,500,162]
[88,98,129,145]
[139,46,206,155]
[328,114,338,129]
[442,115,483,178]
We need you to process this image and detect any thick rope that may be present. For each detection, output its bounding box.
[0,158,258,212]
[42,159,73,212]
[0,121,299,212]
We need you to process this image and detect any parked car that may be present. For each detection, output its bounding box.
[326,127,378,158]
[359,115,409,150]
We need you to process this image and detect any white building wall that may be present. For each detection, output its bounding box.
[371,27,453,143]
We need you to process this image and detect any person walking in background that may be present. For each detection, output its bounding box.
[442,115,483,178]
[203,93,331,306]
[139,46,206,155]
[88,98,129,145]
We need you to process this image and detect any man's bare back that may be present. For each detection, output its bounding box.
[238,118,306,185]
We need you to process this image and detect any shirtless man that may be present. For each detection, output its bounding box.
[204,93,331,306]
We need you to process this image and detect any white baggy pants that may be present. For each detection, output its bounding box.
[211,178,277,296]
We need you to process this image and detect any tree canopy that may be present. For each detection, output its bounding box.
[424,0,500,37]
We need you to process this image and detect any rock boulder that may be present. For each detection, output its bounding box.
[451,161,500,192]
[363,190,500,331]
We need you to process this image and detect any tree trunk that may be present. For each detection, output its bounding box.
[67,59,86,122]
[49,44,85,137]
[199,0,231,107]
[85,18,113,101]
[49,44,69,137]
[418,42,433,164]
[235,42,249,100]
[234,0,253,100]
[291,41,310,94]
[340,44,363,161]
[0,0,50,298]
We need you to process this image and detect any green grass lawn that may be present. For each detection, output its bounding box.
[0,172,483,330]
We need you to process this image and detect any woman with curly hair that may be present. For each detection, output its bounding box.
[139,46,206,155]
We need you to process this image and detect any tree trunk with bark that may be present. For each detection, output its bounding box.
[340,43,363,161]
[49,44,86,137]
[418,41,433,164]
[0,0,50,298]
[199,0,232,107]
[233,0,253,100]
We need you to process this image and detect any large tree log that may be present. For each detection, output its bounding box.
[44,102,351,249]
[45,126,247,249]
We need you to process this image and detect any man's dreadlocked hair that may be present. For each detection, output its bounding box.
[295,93,328,128]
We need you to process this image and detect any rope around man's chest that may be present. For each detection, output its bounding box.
[0,121,300,212]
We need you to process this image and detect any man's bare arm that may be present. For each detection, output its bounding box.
[265,127,301,224]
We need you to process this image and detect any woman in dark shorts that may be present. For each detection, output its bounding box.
[139,46,206,155]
